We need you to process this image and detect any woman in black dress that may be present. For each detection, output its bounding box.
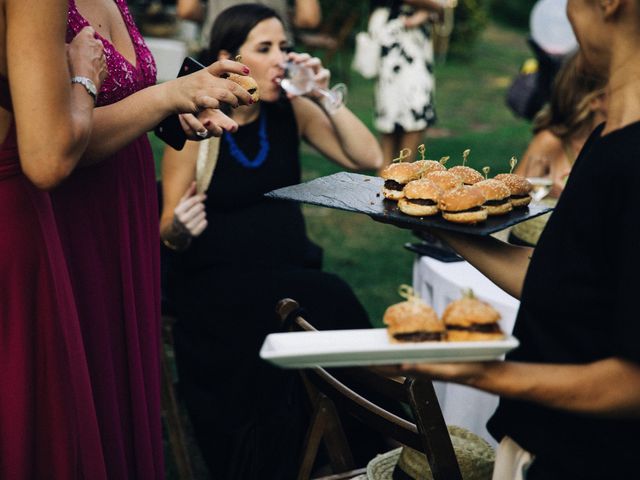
[389,0,640,478]
[160,4,383,479]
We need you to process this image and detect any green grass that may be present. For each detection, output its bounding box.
[150,22,533,327]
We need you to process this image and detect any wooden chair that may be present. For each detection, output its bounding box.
[276,298,463,480]
[161,314,194,480]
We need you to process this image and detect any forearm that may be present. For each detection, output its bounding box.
[435,230,531,299]
[403,0,444,15]
[176,0,205,21]
[293,0,322,29]
[324,105,383,170]
[468,358,640,418]
[80,83,174,164]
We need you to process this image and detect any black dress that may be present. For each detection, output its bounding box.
[488,122,640,479]
[165,98,373,479]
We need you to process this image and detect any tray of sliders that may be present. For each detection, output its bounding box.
[265,147,553,236]
[260,286,519,368]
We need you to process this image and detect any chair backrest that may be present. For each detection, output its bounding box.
[276,298,463,480]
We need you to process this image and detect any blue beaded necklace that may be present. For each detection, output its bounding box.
[223,111,270,169]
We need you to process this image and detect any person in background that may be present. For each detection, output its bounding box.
[0,0,106,476]
[176,0,321,48]
[384,0,640,478]
[370,0,444,171]
[47,0,253,478]
[510,50,607,246]
[160,4,383,478]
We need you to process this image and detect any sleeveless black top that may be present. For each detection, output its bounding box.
[179,98,311,271]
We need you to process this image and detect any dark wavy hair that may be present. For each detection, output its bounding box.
[205,4,282,63]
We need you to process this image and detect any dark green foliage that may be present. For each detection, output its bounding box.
[489,0,537,29]
[447,0,490,59]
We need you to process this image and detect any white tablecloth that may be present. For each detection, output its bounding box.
[412,256,520,447]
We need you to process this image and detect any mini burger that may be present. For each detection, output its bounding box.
[494,173,533,208]
[383,298,446,343]
[475,179,513,216]
[438,186,487,224]
[398,179,443,217]
[448,166,484,185]
[380,162,421,200]
[228,73,260,103]
[424,170,463,192]
[442,293,504,341]
[414,159,446,177]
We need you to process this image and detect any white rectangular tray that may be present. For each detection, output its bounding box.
[260,328,519,368]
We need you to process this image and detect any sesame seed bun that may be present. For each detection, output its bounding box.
[383,300,446,343]
[425,171,464,192]
[381,163,422,200]
[228,74,260,102]
[398,179,443,216]
[442,296,504,341]
[448,166,484,185]
[494,174,533,208]
[438,186,488,224]
[475,179,513,216]
[414,160,446,176]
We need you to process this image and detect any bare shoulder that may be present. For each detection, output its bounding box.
[530,130,564,155]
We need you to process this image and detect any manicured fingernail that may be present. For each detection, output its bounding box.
[248,98,254,104]
[203,120,211,127]
[243,67,250,74]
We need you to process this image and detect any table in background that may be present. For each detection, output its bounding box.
[412,256,520,447]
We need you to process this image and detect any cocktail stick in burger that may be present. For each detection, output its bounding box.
[398,178,443,216]
[475,178,513,216]
[448,149,484,185]
[383,285,446,343]
[442,290,505,341]
[380,148,420,200]
[494,157,533,208]
[438,185,488,224]
[414,144,446,176]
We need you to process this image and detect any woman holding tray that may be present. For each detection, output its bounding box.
[160,4,383,478]
[387,0,640,478]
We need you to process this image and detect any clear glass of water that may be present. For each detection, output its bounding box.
[527,177,553,202]
[279,60,347,114]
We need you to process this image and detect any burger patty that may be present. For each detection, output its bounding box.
[393,331,445,342]
[510,194,530,199]
[484,198,509,206]
[447,324,502,333]
[405,198,437,206]
[384,180,405,191]
[442,206,484,214]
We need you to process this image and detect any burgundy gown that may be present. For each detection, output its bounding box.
[49,1,163,478]
[0,79,106,477]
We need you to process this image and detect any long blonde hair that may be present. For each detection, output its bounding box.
[533,51,607,141]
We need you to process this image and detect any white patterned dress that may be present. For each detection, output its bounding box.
[370,6,437,133]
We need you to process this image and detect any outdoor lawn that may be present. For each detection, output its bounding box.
[150,21,533,327]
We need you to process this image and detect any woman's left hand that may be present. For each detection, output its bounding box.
[285,52,330,100]
[179,109,238,140]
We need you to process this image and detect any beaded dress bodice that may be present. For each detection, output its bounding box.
[66,0,156,106]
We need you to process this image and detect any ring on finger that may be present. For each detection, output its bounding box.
[196,129,209,138]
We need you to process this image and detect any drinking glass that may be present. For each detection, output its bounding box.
[527,177,553,202]
[279,60,347,114]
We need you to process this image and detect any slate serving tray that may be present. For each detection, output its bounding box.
[265,172,554,236]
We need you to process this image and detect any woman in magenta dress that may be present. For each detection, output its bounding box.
[0,1,107,477]
[54,1,253,478]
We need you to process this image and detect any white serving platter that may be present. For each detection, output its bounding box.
[260,328,519,368]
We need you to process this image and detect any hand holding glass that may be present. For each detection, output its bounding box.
[279,60,347,114]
